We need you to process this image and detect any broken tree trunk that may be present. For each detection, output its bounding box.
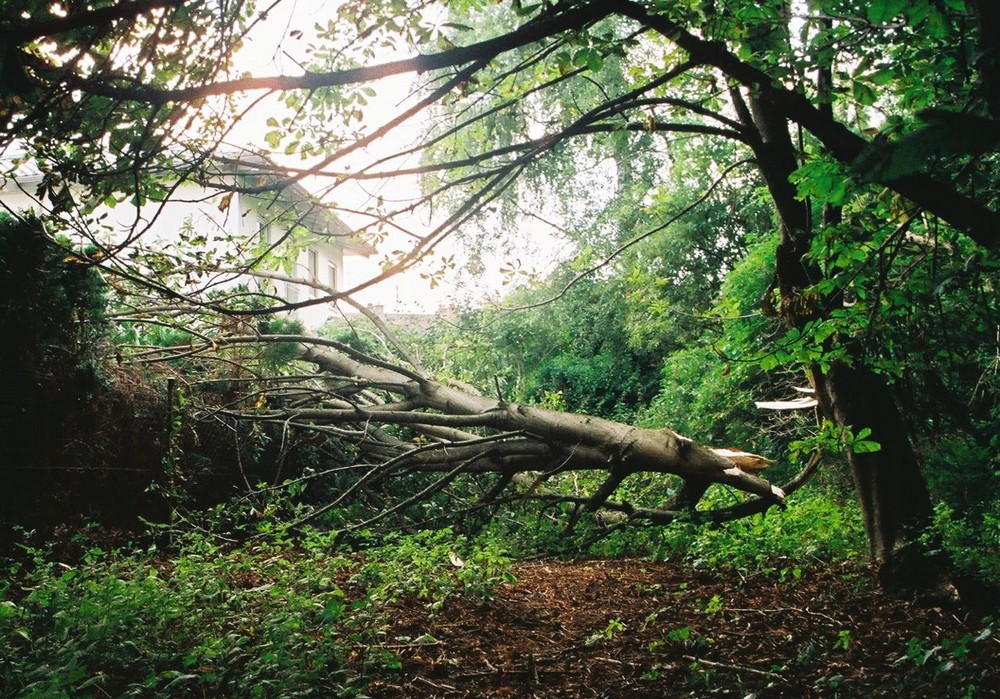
[295,338,786,499]
[214,333,788,529]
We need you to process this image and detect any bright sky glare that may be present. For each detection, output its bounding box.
[230,0,569,314]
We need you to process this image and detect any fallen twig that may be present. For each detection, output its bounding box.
[726,607,841,625]
[683,655,787,682]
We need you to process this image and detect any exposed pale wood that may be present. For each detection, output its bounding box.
[710,448,775,473]
[755,397,819,410]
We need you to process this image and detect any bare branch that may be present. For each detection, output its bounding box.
[61,3,621,104]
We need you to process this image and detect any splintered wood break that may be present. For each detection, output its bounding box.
[710,448,775,473]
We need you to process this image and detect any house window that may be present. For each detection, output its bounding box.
[307,249,319,297]
[328,263,338,291]
[285,281,299,304]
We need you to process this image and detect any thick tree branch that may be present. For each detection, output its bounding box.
[283,338,786,501]
[616,0,1000,248]
[62,2,619,104]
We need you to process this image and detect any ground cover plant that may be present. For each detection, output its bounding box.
[0,522,516,698]
[3,1,1000,697]
[2,502,997,698]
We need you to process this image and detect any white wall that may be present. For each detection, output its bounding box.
[0,167,355,328]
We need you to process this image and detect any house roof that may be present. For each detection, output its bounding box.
[201,150,376,257]
[0,148,376,257]
[0,152,44,190]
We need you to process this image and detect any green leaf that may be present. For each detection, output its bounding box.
[321,598,345,623]
[867,0,907,24]
[790,158,850,206]
[851,80,878,107]
[572,47,603,72]
[0,600,18,620]
[867,68,895,86]
[264,130,283,149]
[853,439,882,453]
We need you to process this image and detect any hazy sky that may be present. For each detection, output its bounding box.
[231,1,568,314]
[227,2,443,312]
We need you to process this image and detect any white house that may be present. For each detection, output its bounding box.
[0,150,374,327]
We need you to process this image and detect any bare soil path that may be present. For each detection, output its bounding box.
[369,559,998,698]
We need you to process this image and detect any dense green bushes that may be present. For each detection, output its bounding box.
[0,214,109,468]
[2,531,356,697]
[0,214,170,532]
[0,523,515,698]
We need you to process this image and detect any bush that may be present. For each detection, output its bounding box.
[1,529,369,698]
[0,215,173,533]
[0,521,520,698]
[928,501,1000,589]
[650,489,866,575]
[349,528,517,609]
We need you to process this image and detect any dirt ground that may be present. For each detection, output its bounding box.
[366,559,999,698]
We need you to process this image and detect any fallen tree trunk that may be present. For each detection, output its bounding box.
[208,333,788,530]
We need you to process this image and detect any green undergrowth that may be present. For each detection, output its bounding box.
[4,485,988,699]
[0,525,514,699]
[480,486,869,578]
[349,528,517,609]
[927,500,1000,588]
[651,489,868,576]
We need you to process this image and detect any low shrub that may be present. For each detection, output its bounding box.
[2,529,366,698]
[652,488,867,575]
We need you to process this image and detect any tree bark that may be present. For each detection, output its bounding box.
[292,339,786,501]
[972,0,1000,117]
[736,75,945,590]
[813,362,945,589]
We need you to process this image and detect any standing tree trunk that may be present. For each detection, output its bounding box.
[812,361,944,590]
[736,79,948,592]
